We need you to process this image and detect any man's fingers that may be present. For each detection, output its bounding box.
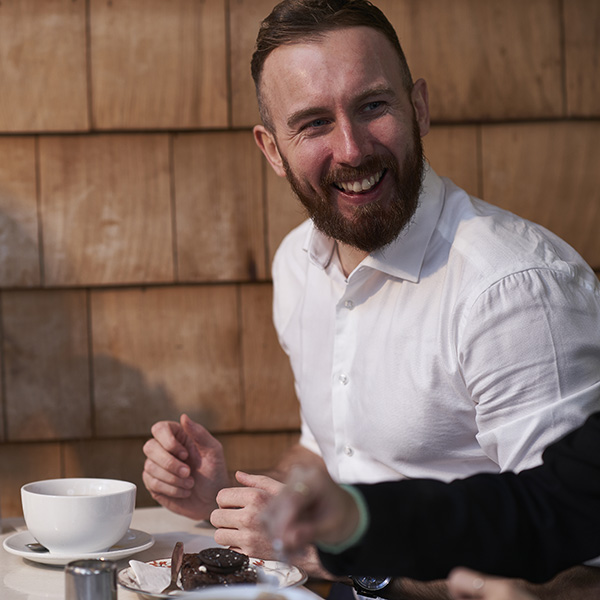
[235,471,284,495]
[143,456,194,489]
[142,469,192,500]
[150,420,189,461]
[143,438,191,479]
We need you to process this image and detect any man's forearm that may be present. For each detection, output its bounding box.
[521,565,600,600]
[382,578,451,600]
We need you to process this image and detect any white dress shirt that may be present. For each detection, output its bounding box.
[272,167,600,484]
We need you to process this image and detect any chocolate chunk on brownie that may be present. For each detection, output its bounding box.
[180,548,257,591]
[197,547,249,574]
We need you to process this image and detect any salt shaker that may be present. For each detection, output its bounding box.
[65,559,117,600]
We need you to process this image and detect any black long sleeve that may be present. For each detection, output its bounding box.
[318,412,600,583]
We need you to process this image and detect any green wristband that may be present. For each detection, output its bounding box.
[316,484,370,554]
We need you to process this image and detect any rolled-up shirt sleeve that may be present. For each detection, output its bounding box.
[460,267,600,471]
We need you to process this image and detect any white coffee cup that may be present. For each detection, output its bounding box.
[21,478,136,555]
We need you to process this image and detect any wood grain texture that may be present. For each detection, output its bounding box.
[564,0,600,116]
[219,431,301,475]
[229,0,278,127]
[90,0,227,129]
[39,134,173,286]
[423,125,480,197]
[0,442,61,517]
[91,285,242,436]
[174,131,267,282]
[63,438,154,507]
[0,137,40,287]
[380,0,563,121]
[265,165,307,272]
[0,0,88,132]
[482,121,600,269]
[240,284,299,431]
[2,290,91,441]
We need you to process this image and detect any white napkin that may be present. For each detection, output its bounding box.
[129,559,172,593]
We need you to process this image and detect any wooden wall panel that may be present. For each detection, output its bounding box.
[39,134,173,286]
[423,125,480,197]
[2,290,90,441]
[230,0,278,127]
[63,438,154,508]
[0,0,88,132]
[90,0,227,130]
[240,284,299,431]
[266,166,306,271]
[564,0,600,117]
[482,121,600,269]
[91,286,242,437]
[219,431,300,475]
[0,137,40,287]
[0,442,61,517]
[174,132,267,282]
[382,0,563,122]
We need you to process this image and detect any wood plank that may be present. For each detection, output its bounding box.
[63,438,155,508]
[0,442,61,517]
[481,121,600,269]
[0,0,88,132]
[39,134,173,286]
[218,431,301,475]
[240,284,299,431]
[0,137,40,287]
[91,285,242,436]
[174,131,266,282]
[2,290,91,441]
[229,0,278,127]
[265,165,307,273]
[424,125,480,197]
[90,0,227,129]
[379,0,563,121]
[564,0,600,117]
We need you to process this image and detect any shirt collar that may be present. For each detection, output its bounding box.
[303,166,445,282]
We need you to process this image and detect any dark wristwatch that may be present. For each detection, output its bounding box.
[351,575,392,598]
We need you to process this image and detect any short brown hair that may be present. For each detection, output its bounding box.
[251,0,413,130]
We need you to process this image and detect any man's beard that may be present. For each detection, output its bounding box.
[280,120,425,253]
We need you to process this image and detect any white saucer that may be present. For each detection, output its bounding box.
[2,528,154,566]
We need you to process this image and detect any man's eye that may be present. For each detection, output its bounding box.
[305,118,328,129]
[365,101,383,112]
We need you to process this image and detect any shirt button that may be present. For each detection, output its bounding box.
[344,446,354,457]
[339,373,348,385]
[344,299,354,309]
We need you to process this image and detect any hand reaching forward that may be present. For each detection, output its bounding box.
[447,568,537,600]
[263,465,360,557]
[142,414,231,521]
[211,471,284,558]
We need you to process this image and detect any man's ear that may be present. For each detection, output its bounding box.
[411,78,430,138]
[253,125,286,177]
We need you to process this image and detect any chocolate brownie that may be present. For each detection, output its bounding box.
[180,548,258,591]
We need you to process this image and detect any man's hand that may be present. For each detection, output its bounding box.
[211,471,343,581]
[211,471,284,557]
[264,465,360,556]
[142,413,231,521]
[447,568,537,600]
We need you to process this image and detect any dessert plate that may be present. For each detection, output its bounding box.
[118,556,307,599]
[3,528,154,566]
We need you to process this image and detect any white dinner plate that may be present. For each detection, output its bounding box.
[118,557,308,599]
[2,528,154,566]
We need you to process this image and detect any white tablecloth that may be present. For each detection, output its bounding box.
[0,506,322,599]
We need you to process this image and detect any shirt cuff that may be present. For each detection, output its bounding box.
[316,484,370,554]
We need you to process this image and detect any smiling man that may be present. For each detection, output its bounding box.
[252,19,427,266]
[142,2,600,599]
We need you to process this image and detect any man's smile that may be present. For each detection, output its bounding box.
[333,169,385,194]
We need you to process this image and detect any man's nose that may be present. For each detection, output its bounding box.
[332,118,370,167]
